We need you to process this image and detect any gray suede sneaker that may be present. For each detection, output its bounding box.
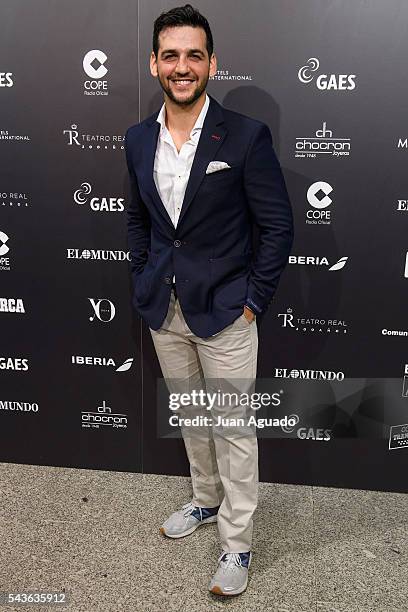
[159,501,219,539]
[209,551,252,596]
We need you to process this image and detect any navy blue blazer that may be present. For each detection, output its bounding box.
[125,93,294,338]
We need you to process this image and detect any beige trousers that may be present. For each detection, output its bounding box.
[150,290,259,552]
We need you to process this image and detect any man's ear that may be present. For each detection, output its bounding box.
[209,53,217,78]
[150,51,158,77]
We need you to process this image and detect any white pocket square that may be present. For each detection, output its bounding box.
[205,161,231,174]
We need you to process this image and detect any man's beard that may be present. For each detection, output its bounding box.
[157,73,209,107]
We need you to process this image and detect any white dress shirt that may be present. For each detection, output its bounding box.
[153,93,210,229]
[154,93,210,284]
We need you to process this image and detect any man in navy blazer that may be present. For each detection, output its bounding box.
[125,3,293,597]
[126,88,293,336]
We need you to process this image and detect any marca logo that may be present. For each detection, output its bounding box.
[289,256,348,271]
[298,57,356,90]
[74,182,124,212]
[0,298,25,313]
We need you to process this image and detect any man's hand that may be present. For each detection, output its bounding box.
[243,305,256,323]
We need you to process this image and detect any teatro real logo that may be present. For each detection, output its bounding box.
[83,50,109,96]
[278,307,348,334]
[1,190,30,208]
[71,355,134,372]
[74,182,124,212]
[66,249,130,262]
[88,298,116,323]
[289,255,348,271]
[62,124,124,151]
[298,57,356,91]
[81,400,128,430]
[295,121,351,159]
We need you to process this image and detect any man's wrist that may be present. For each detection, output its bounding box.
[243,304,256,321]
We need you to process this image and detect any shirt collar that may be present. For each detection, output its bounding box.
[156,93,210,137]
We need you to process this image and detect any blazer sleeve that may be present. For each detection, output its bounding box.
[243,123,294,315]
[124,128,151,276]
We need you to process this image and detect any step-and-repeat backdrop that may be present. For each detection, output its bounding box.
[1,0,407,492]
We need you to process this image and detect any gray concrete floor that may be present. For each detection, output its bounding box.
[0,462,407,611]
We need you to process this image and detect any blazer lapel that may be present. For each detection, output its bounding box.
[143,119,174,228]
[177,96,226,227]
[142,94,227,229]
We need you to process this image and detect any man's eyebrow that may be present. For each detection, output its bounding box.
[161,48,205,55]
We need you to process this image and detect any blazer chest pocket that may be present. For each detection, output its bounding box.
[203,164,242,182]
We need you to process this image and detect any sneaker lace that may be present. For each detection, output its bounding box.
[218,552,243,568]
[181,501,202,520]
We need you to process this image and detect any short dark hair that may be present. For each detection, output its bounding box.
[153,4,214,60]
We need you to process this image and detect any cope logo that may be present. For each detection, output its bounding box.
[74,182,124,212]
[298,57,356,91]
[82,50,108,96]
[0,230,11,271]
[306,181,333,225]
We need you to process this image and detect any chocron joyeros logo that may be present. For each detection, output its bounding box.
[298,57,356,91]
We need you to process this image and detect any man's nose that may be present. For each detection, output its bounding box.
[175,56,190,73]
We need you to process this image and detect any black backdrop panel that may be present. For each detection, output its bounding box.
[1,0,407,491]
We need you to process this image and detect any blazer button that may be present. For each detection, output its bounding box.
[174,239,181,247]
[164,276,172,284]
